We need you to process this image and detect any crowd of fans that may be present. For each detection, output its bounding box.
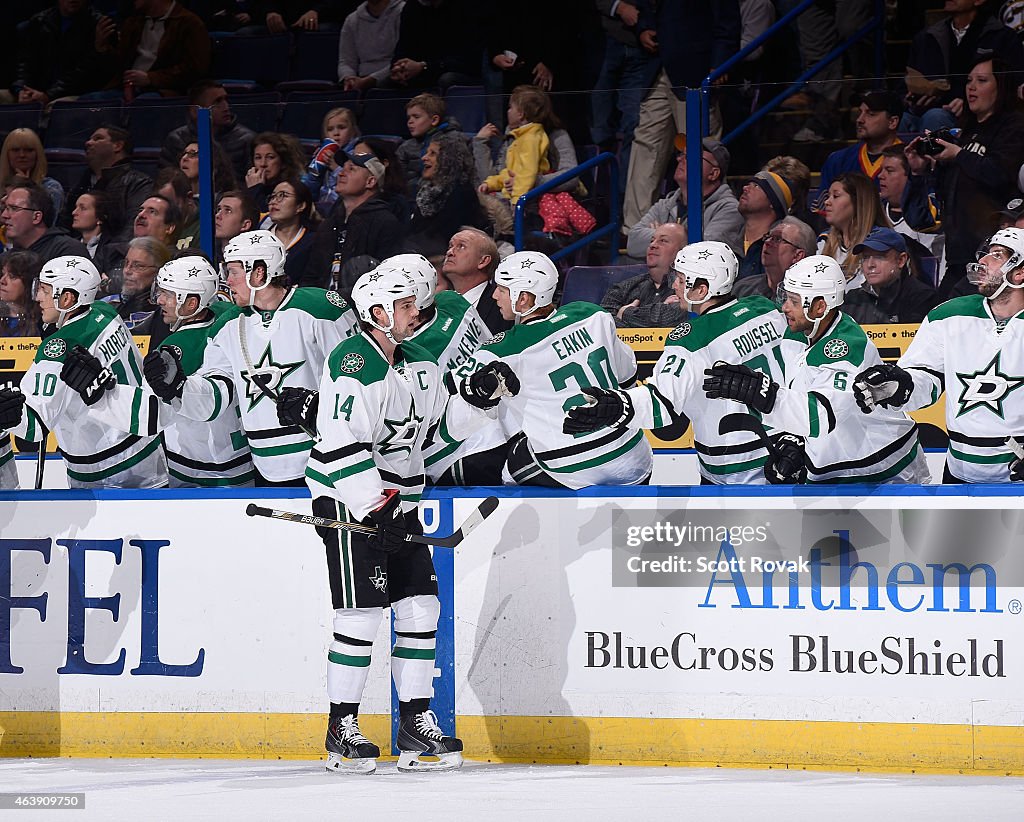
[1,1,1024,343]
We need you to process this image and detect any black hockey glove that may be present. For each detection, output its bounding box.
[364,489,408,554]
[703,361,778,414]
[61,345,116,406]
[143,347,186,402]
[852,363,913,413]
[460,361,520,409]
[1007,437,1024,482]
[764,433,807,484]
[278,387,319,433]
[562,387,635,434]
[0,387,26,429]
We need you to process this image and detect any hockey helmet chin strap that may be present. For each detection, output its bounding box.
[967,251,1024,301]
[797,293,831,341]
[53,290,86,329]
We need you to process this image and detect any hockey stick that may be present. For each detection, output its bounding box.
[245,495,500,549]
[34,422,47,490]
[238,318,317,440]
[718,412,780,457]
[1006,436,1024,461]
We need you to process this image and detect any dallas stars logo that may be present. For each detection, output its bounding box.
[379,397,423,456]
[822,339,849,360]
[240,343,303,411]
[64,258,80,269]
[340,352,364,373]
[367,272,383,282]
[697,249,712,260]
[668,322,691,340]
[370,566,388,592]
[248,235,263,245]
[955,352,1024,418]
[814,262,828,273]
[520,259,536,268]
[186,266,200,278]
[42,338,67,359]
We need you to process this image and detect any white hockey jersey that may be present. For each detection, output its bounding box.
[765,311,928,484]
[629,295,788,484]
[8,301,168,489]
[306,332,490,520]
[175,287,358,482]
[91,302,255,488]
[899,295,1024,482]
[475,302,652,489]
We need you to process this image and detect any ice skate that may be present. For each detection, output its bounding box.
[325,714,379,775]
[396,710,464,772]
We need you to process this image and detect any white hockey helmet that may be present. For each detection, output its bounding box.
[222,230,287,291]
[151,256,220,331]
[968,227,1024,300]
[378,253,436,310]
[494,250,558,320]
[34,255,101,328]
[351,266,419,342]
[673,241,739,304]
[781,254,846,337]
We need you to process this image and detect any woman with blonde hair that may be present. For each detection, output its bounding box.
[0,128,64,214]
[818,172,890,278]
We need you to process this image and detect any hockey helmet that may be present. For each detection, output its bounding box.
[34,255,101,328]
[378,253,437,310]
[672,241,739,304]
[968,227,1024,300]
[780,255,846,337]
[494,251,558,319]
[351,266,419,342]
[222,230,287,292]
[152,256,220,331]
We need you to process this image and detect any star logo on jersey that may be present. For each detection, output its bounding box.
[326,290,347,308]
[955,352,1024,419]
[484,332,505,346]
[814,262,828,274]
[369,566,388,592]
[340,352,364,373]
[240,343,304,411]
[822,339,849,360]
[668,322,691,341]
[42,338,67,359]
[379,397,423,457]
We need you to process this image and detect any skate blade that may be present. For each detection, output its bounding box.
[326,752,377,775]
[396,750,463,772]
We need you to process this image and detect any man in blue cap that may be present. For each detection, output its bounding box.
[844,227,940,324]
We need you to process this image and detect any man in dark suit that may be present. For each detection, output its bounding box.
[441,227,513,335]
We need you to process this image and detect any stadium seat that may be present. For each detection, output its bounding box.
[228,91,282,134]
[211,34,291,90]
[0,104,42,137]
[444,85,486,134]
[360,89,413,138]
[286,30,341,86]
[560,264,647,306]
[45,99,123,153]
[44,158,85,192]
[279,90,358,146]
[127,98,191,158]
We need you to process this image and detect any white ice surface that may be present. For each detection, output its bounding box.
[0,758,1021,822]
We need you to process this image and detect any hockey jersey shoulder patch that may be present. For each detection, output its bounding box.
[806,314,868,368]
[283,287,353,321]
[40,337,68,360]
[328,336,388,384]
[926,294,987,323]
[34,303,117,364]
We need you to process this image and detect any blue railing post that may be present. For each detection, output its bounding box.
[196,107,215,261]
[685,87,705,244]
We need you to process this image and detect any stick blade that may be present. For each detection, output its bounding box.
[431,496,500,548]
[718,412,759,437]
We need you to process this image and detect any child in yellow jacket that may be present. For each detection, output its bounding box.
[477,85,553,204]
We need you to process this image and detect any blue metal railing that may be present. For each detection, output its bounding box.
[686,0,885,242]
[514,152,620,265]
[197,107,215,260]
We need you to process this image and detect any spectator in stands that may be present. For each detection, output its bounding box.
[590,0,660,191]
[0,250,43,337]
[996,197,1024,231]
[266,178,320,286]
[0,128,64,215]
[177,140,237,201]
[133,194,180,248]
[338,0,404,92]
[70,190,128,285]
[877,145,941,255]
[440,226,511,334]
[815,90,903,209]
[13,0,105,105]
[60,125,152,242]
[214,189,260,256]
[907,53,1024,297]
[94,0,211,97]
[107,235,171,340]
[407,131,487,259]
[262,0,351,33]
[389,0,481,91]
[245,132,307,214]
[155,169,199,249]
[622,0,741,232]
[817,172,890,280]
[843,227,940,324]
[763,154,817,231]
[397,93,457,187]
[601,222,687,328]
[902,0,1024,135]
[302,107,361,217]
[482,3,557,101]
[203,0,258,32]
[626,137,742,259]
[732,170,796,280]
[307,140,407,289]
[2,182,87,262]
[733,215,816,299]
[160,81,256,182]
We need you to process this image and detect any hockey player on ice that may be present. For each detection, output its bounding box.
[703,255,929,484]
[854,227,1024,483]
[563,241,789,484]
[141,230,358,486]
[0,255,168,488]
[58,256,255,488]
[305,266,518,774]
